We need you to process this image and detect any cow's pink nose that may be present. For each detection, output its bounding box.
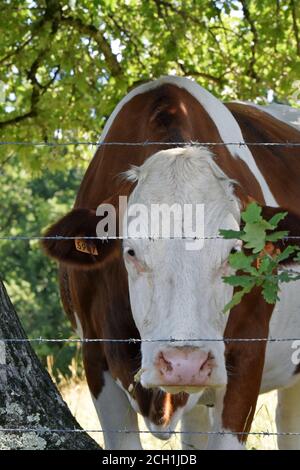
[155,347,213,386]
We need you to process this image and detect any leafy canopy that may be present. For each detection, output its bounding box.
[1,0,300,172]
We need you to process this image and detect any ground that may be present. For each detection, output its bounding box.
[60,379,278,450]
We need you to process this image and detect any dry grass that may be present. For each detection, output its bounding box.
[54,356,279,450]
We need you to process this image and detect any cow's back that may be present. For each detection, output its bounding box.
[226,102,300,216]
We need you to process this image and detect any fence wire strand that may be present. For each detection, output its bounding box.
[0,427,299,436]
[1,336,300,344]
[1,235,300,241]
[1,140,300,147]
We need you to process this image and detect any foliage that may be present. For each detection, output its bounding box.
[0,157,84,375]
[0,0,300,171]
[220,203,300,312]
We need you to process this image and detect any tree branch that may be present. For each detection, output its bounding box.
[154,0,229,82]
[106,13,146,71]
[240,0,259,80]
[290,0,300,56]
[60,15,123,77]
[0,0,61,131]
[0,109,37,130]
[178,62,224,85]
[0,36,33,66]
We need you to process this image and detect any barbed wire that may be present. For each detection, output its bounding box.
[1,235,300,241]
[0,427,298,436]
[1,336,300,344]
[1,140,300,147]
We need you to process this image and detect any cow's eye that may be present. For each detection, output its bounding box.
[127,249,136,257]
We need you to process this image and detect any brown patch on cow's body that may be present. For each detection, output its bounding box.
[222,285,274,442]
[226,102,300,216]
[55,83,300,437]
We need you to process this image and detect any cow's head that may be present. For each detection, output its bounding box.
[43,147,300,395]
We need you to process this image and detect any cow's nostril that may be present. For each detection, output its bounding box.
[199,351,214,371]
[158,352,173,373]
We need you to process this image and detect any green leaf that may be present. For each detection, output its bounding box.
[223,283,253,313]
[223,290,246,313]
[262,279,279,304]
[219,229,244,239]
[241,202,262,224]
[242,221,267,253]
[275,245,298,263]
[257,255,274,274]
[268,212,288,228]
[228,251,255,271]
[266,230,288,242]
[223,275,255,289]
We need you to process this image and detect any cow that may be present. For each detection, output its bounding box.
[42,76,300,450]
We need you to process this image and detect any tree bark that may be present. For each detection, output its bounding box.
[0,279,100,450]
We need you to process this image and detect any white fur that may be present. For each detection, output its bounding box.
[207,431,245,450]
[74,312,83,339]
[92,372,142,450]
[100,76,278,206]
[181,404,213,450]
[276,378,300,449]
[261,268,300,392]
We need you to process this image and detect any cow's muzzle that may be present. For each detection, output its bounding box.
[143,346,215,392]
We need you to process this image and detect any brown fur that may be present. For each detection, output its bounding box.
[223,286,274,442]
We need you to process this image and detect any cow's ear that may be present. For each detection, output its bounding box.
[260,206,300,265]
[42,207,119,269]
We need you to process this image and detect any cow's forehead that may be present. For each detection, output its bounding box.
[123,148,240,257]
[126,146,239,211]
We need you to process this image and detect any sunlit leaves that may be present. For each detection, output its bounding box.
[1,0,299,173]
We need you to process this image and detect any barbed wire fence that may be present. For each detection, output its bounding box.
[1,139,300,446]
[1,140,300,147]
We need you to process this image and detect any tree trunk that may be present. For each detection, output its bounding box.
[0,279,100,450]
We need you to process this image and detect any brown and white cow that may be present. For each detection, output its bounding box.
[43,77,300,450]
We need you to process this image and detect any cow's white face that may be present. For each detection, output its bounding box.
[122,147,241,393]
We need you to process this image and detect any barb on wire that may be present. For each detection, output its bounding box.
[1,140,300,147]
[0,427,299,436]
[1,336,300,344]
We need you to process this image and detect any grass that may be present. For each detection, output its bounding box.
[51,356,279,450]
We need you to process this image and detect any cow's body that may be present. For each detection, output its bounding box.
[46,77,300,450]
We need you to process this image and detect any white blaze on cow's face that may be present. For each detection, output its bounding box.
[122,147,241,393]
